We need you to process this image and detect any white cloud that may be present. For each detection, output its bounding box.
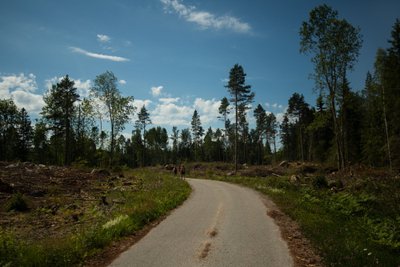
[70,47,129,62]
[276,112,285,124]
[119,79,127,85]
[193,98,220,124]
[97,34,111,43]
[10,90,44,114]
[148,97,222,127]
[152,101,193,126]
[75,79,91,98]
[133,99,152,111]
[161,0,251,33]
[151,86,163,97]
[0,73,44,114]
[0,73,37,98]
[159,97,180,104]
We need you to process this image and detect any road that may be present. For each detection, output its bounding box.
[109,178,293,267]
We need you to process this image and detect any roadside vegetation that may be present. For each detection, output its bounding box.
[0,165,190,267]
[188,162,400,267]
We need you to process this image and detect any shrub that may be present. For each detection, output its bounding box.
[5,193,28,212]
[312,175,328,189]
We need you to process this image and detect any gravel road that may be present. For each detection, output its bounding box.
[109,178,293,267]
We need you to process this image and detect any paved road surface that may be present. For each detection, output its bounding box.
[109,179,293,267]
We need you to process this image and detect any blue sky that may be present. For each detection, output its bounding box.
[1,0,399,134]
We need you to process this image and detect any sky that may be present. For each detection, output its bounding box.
[1,0,399,135]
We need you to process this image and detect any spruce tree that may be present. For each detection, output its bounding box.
[42,75,79,165]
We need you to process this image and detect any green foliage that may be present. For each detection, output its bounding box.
[5,193,28,212]
[364,217,400,249]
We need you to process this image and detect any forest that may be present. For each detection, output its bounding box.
[1,8,399,173]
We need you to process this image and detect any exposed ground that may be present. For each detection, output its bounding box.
[0,161,137,242]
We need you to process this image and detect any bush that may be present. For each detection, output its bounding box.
[312,175,328,189]
[5,193,28,212]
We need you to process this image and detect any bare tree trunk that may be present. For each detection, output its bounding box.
[235,93,238,173]
[382,85,392,171]
[299,126,304,162]
[273,134,277,163]
[110,118,114,166]
[330,96,344,170]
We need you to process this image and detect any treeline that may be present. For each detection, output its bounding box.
[0,6,399,171]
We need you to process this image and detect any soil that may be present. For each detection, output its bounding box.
[0,161,136,242]
[262,196,325,267]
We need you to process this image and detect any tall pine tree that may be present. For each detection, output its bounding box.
[225,64,254,172]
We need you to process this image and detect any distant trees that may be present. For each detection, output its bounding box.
[136,105,151,166]
[287,93,313,162]
[300,4,362,169]
[0,99,33,161]
[225,64,254,172]
[253,104,266,165]
[266,112,277,160]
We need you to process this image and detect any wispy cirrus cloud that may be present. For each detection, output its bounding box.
[70,47,129,62]
[161,0,251,33]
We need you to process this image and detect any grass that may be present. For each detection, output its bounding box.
[190,164,400,267]
[0,168,191,267]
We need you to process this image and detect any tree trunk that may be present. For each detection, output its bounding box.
[330,96,344,170]
[299,125,304,162]
[143,125,146,167]
[382,85,392,171]
[273,135,277,163]
[235,92,238,173]
[110,118,114,166]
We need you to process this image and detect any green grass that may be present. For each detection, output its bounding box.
[0,168,191,267]
[194,169,400,267]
